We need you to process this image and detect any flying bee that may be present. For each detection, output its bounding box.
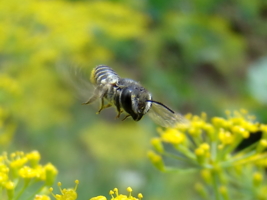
[83,65,186,128]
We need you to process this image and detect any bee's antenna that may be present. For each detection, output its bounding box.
[146,100,175,114]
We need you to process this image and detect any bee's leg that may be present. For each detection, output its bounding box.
[121,114,131,121]
[114,103,123,118]
[82,94,99,105]
[96,98,112,114]
[83,86,105,105]
[116,110,123,118]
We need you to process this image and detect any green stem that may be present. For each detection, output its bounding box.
[163,151,199,166]
[220,135,243,160]
[26,183,46,200]
[176,145,196,160]
[211,170,220,200]
[220,151,267,167]
[219,151,256,168]
[211,141,217,162]
[14,179,31,200]
[164,167,199,174]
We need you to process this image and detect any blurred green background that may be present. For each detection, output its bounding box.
[1,0,267,199]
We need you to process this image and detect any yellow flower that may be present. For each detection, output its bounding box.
[0,74,21,96]
[90,196,107,200]
[9,152,28,169]
[151,138,164,153]
[44,163,58,186]
[160,128,185,144]
[218,129,234,146]
[0,150,58,199]
[90,187,143,200]
[34,195,51,200]
[150,110,264,168]
[26,151,41,167]
[19,166,40,179]
[253,172,263,186]
[219,186,229,199]
[50,180,79,200]
[147,151,165,171]
[149,110,267,199]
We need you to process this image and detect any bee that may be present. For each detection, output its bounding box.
[83,65,185,128]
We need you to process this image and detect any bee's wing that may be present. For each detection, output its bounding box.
[57,64,95,101]
[147,101,187,128]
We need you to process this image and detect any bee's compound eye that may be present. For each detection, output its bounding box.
[121,89,132,111]
[120,88,143,121]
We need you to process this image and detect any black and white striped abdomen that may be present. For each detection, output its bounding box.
[90,65,120,86]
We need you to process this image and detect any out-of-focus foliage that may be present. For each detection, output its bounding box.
[248,57,267,104]
[1,0,267,199]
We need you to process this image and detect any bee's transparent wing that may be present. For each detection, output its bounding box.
[147,101,187,128]
[57,64,95,102]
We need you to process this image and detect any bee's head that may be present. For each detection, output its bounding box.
[121,85,152,121]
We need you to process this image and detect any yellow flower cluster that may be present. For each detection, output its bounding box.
[0,151,57,199]
[90,187,143,200]
[0,74,21,97]
[149,110,267,199]
[48,180,79,200]
[149,110,267,170]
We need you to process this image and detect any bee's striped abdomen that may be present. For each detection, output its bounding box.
[90,65,120,85]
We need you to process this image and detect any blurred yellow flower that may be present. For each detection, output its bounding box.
[90,187,143,200]
[34,195,51,200]
[0,150,57,199]
[150,110,264,169]
[149,110,267,199]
